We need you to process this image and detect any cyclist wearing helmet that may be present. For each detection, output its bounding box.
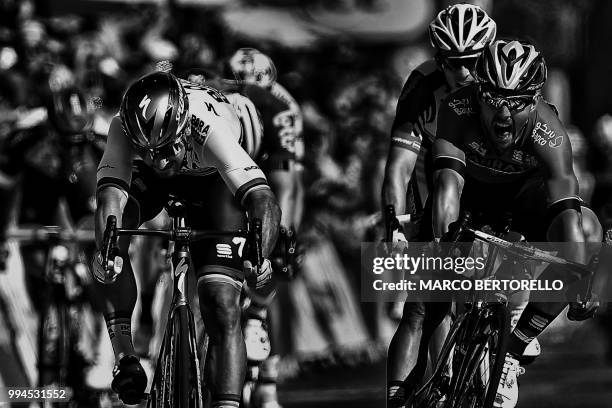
[94,71,281,406]
[433,39,603,408]
[383,4,496,406]
[0,85,103,393]
[214,50,304,407]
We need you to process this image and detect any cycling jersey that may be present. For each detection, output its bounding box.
[97,80,269,205]
[391,60,452,209]
[435,83,579,208]
[210,80,301,171]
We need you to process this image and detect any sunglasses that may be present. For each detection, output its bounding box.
[139,139,184,161]
[441,55,479,71]
[478,90,535,112]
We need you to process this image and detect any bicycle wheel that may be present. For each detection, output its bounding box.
[39,296,70,408]
[149,309,176,408]
[413,313,468,408]
[149,305,202,408]
[449,303,510,408]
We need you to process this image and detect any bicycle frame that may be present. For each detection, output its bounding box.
[103,199,260,408]
[147,207,205,408]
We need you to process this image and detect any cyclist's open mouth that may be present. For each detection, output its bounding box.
[493,119,513,142]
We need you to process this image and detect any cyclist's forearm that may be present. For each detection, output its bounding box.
[382,147,417,215]
[547,210,587,264]
[244,188,281,258]
[95,186,128,247]
[432,170,462,238]
[268,170,296,227]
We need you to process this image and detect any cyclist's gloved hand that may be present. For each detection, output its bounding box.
[92,249,124,284]
[567,293,600,321]
[0,240,9,271]
[244,258,272,289]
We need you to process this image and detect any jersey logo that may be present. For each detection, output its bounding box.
[448,98,475,116]
[216,244,233,258]
[205,102,219,116]
[273,111,296,153]
[531,121,563,148]
[191,115,210,144]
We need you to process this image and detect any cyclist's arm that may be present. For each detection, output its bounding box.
[381,70,429,214]
[381,129,420,215]
[531,112,585,262]
[268,108,300,228]
[432,138,465,238]
[95,116,133,247]
[203,123,281,258]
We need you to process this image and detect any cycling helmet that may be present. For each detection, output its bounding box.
[120,71,189,149]
[429,3,497,57]
[48,86,94,134]
[474,39,547,94]
[226,48,277,88]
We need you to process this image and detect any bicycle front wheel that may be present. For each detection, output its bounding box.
[450,303,510,408]
[414,313,468,408]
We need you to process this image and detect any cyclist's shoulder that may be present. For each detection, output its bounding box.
[525,99,569,154]
[181,80,237,126]
[399,60,445,96]
[269,83,299,110]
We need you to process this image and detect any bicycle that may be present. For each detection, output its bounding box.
[411,211,594,408]
[100,198,263,408]
[5,226,98,406]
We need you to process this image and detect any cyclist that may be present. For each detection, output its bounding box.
[206,48,302,407]
[432,39,603,408]
[0,85,103,391]
[381,4,497,406]
[93,71,281,407]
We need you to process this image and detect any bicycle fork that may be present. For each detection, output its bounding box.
[148,247,203,408]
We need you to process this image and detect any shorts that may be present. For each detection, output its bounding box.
[125,161,247,281]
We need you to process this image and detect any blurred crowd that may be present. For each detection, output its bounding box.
[1,0,612,389]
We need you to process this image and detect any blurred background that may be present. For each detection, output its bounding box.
[0,0,611,406]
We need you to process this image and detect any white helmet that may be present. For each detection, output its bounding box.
[227,48,277,88]
[429,3,496,56]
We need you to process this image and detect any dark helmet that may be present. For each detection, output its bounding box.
[474,39,547,94]
[120,71,189,149]
[47,87,94,134]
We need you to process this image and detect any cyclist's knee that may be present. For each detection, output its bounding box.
[400,302,426,330]
[581,206,603,243]
[198,274,243,333]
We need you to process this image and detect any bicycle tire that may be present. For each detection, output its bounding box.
[149,309,176,408]
[449,303,510,408]
[171,305,202,408]
[413,313,468,408]
[38,297,71,408]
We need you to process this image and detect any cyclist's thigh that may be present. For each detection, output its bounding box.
[185,174,247,284]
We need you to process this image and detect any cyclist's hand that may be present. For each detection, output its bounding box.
[92,249,124,284]
[0,241,9,271]
[244,258,272,289]
[567,293,600,321]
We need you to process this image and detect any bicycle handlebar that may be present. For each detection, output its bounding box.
[5,226,95,243]
[99,214,263,283]
[469,228,593,279]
